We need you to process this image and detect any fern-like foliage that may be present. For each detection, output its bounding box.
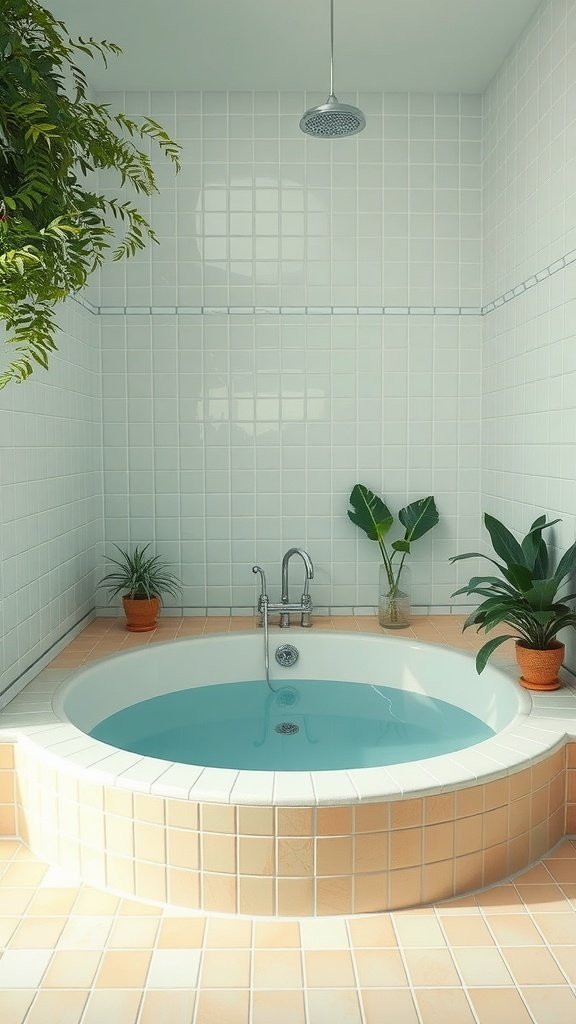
[0,0,181,388]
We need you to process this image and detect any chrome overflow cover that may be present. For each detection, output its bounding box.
[275,644,299,668]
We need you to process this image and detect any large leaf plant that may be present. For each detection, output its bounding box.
[347,483,440,596]
[450,514,576,672]
[0,0,181,388]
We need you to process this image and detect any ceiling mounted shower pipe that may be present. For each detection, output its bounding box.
[299,0,366,138]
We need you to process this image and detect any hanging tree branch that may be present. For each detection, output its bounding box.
[0,0,181,388]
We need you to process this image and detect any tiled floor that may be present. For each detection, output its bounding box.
[3,614,575,1021]
[2,837,576,1023]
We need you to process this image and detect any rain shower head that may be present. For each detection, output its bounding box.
[299,0,366,139]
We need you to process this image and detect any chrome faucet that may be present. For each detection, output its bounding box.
[253,549,314,629]
[279,548,314,627]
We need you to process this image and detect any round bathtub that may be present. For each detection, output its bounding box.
[12,629,568,916]
[55,632,524,776]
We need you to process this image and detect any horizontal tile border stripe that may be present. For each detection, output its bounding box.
[75,248,576,319]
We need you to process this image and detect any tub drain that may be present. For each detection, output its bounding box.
[275,722,300,735]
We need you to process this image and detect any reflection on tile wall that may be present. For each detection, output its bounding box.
[96,90,484,614]
[100,311,481,613]
[0,302,102,696]
[482,0,576,667]
[95,90,482,312]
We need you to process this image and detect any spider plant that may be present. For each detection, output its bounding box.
[98,545,181,602]
[450,513,576,672]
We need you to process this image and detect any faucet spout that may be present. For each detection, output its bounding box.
[280,548,315,628]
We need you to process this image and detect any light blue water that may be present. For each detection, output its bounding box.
[90,680,494,771]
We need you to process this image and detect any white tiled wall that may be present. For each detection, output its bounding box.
[96,90,484,613]
[0,301,102,698]
[482,0,576,666]
[100,310,481,613]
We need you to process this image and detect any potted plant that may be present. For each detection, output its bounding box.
[0,0,180,388]
[450,513,576,690]
[347,484,440,628]
[99,545,181,632]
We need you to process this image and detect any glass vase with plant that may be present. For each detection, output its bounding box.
[347,484,440,628]
[99,545,181,632]
[450,513,576,689]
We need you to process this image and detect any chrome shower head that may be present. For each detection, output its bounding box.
[299,94,365,138]
[300,0,366,140]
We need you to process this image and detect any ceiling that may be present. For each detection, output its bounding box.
[46,0,542,94]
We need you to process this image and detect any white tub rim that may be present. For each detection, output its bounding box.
[2,628,574,807]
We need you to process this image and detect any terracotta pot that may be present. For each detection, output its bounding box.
[122,595,160,632]
[515,640,564,691]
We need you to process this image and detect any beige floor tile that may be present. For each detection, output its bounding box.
[205,917,252,948]
[549,945,576,983]
[305,950,356,987]
[0,950,52,988]
[0,890,34,916]
[156,916,206,948]
[72,889,120,916]
[95,950,151,988]
[520,986,576,1024]
[533,914,576,945]
[361,989,420,1024]
[106,917,160,948]
[9,917,65,949]
[348,915,398,948]
[414,989,476,1024]
[300,917,349,949]
[252,990,306,1024]
[468,988,533,1024]
[200,950,250,988]
[487,913,545,946]
[253,920,301,948]
[0,842,21,861]
[452,947,514,987]
[57,916,113,950]
[118,898,162,917]
[41,951,101,989]
[138,990,195,1024]
[1,863,47,888]
[501,946,566,985]
[146,949,201,988]
[475,884,525,913]
[252,950,303,989]
[81,990,142,1024]
[393,915,446,948]
[354,948,408,987]
[516,883,573,913]
[25,889,78,916]
[195,989,250,1024]
[404,948,460,987]
[440,915,495,946]
[306,989,363,1024]
[0,917,19,946]
[515,863,554,885]
[25,990,88,1024]
[0,990,35,1024]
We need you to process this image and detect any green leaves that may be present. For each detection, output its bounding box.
[347,483,440,590]
[451,511,576,672]
[398,496,439,545]
[99,544,181,602]
[0,0,182,387]
[347,485,393,545]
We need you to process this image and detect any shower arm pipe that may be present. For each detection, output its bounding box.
[329,0,335,97]
[252,565,270,684]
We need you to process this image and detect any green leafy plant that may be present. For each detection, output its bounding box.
[347,484,440,611]
[99,545,181,602]
[0,0,181,388]
[450,513,576,672]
